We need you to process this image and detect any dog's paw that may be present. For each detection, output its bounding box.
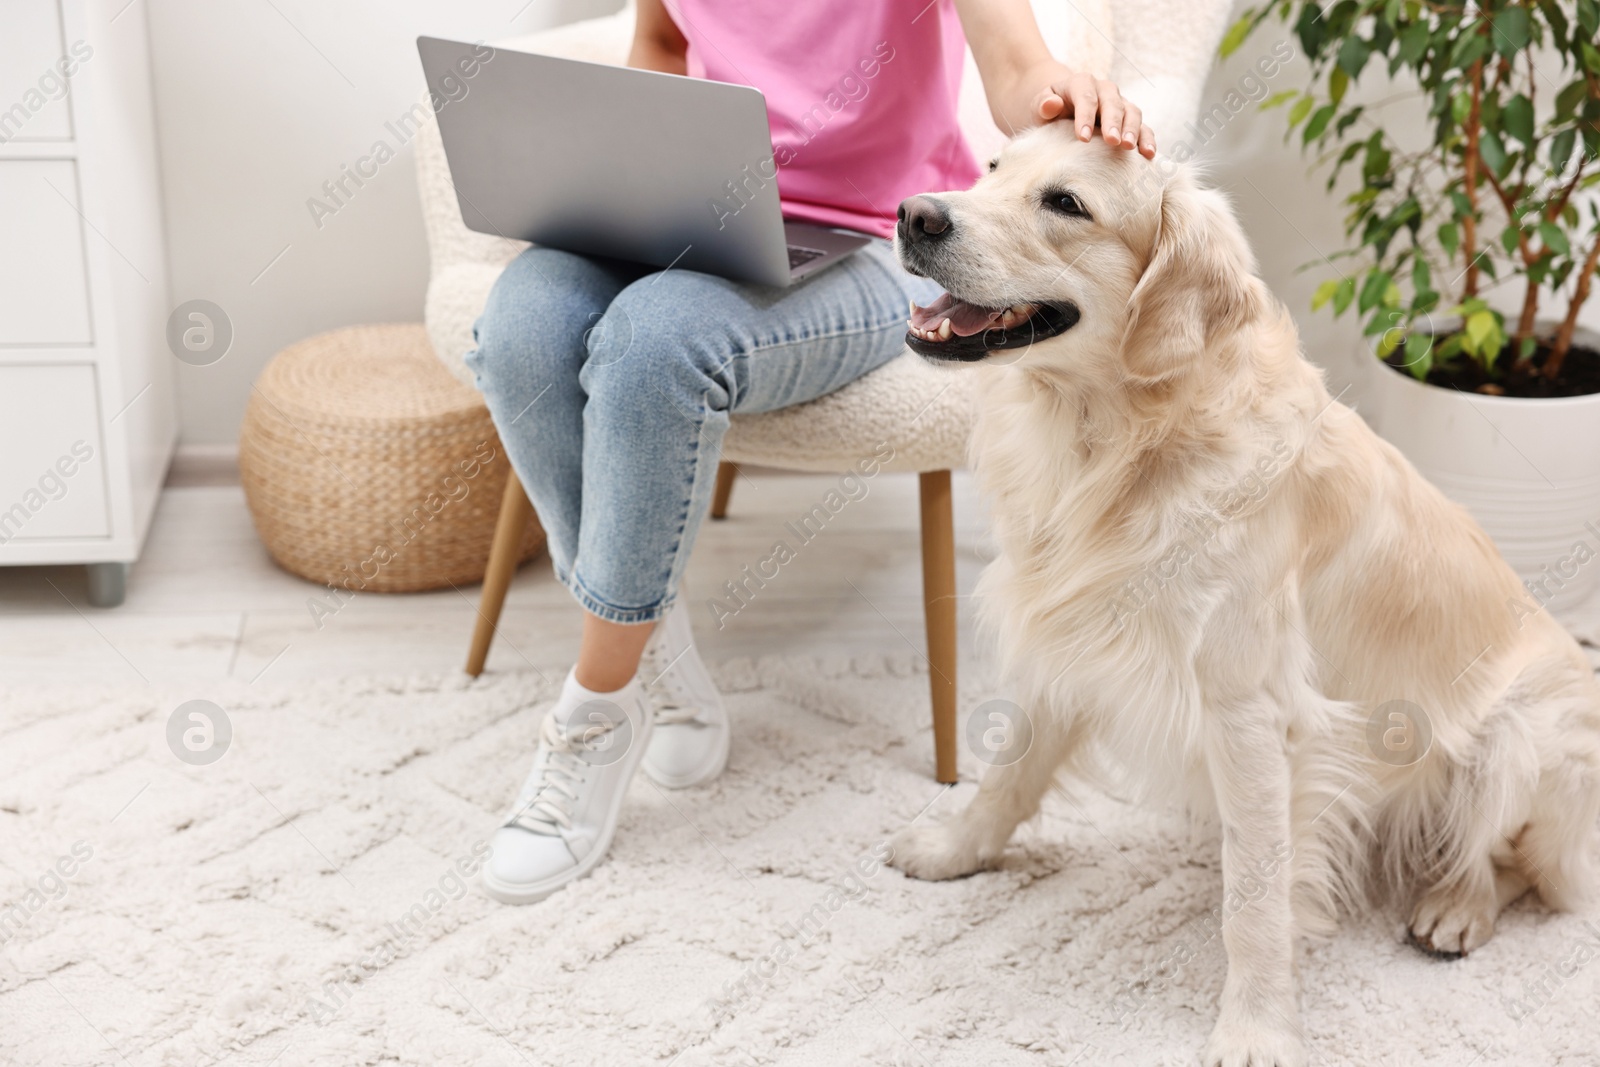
[1408,883,1498,959]
[1203,1009,1308,1067]
[888,821,997,881]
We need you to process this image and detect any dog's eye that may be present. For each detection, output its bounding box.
[1045,192,1090,219]
[987,157,999,173]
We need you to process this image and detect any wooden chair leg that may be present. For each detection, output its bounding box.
[466,473,534,677]
[710,461,738,519]
[918,469,959,783]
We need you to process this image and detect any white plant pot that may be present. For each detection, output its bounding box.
[1361,326,1600,614]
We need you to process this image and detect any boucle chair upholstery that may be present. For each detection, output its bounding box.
[420,0,1231,780]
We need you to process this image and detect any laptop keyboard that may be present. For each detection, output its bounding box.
[787,245,827,271]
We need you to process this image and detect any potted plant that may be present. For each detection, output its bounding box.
[1224,0,1600,611]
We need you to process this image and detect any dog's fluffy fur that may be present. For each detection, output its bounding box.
[890,126,1600,1066]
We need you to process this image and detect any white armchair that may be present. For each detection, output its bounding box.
[422,0,1233,781]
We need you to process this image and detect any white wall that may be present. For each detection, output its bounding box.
[147,0,623,445]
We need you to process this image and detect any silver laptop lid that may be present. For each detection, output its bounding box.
[417,36,794,286]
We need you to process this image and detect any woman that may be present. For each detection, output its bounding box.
[467,0,1155,904]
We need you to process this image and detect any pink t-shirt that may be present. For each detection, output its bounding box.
[668,0,981,239]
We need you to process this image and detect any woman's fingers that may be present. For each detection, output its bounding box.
[1034,88,1066,123]
[1065,72,1098,141]
[1029,66,1154,154]
[1097,81,1125,147]
[1118,100,1142,150]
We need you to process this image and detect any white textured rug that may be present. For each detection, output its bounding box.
[3,651,1599,1066]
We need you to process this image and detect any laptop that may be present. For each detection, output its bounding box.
[416,36,872,288]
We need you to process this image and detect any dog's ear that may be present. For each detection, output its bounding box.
[1120,177,1258,380]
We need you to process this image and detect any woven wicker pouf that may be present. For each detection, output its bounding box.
[239,323,543,593]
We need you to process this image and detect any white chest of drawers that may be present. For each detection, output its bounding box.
[0,0,175,606]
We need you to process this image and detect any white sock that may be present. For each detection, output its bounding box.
[551,667,638,729]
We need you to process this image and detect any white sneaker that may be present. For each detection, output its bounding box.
[480,670,653,905]
[639,600,729,789]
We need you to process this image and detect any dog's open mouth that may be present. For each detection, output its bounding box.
[904,293,1080,361]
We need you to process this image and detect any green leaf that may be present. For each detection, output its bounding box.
[1539,220,1571,256]
[1580,0,1600,37]
[1493,6,1531,56]
[1295,1,1327,58]
[1259,89,1300,111]
[1220,14,1254,57]
[1452,31,1489,70]
[1398,21,1430,64]
[1288,94,1314,128]
[1359,270,1392,313]
[1501,225,1523,255]
[1439,222,1460,260]
[1402,332,1434,379]
[1363,309,1397,337]
[1412,256,1432,296]
[1330,66,1350,106]
[1395,196,1421,227]
[1542,0,1571,46]
[1304,103,1337,143]
[1311,278,1343,311]
[1329,140,1364,186]
[1503,93,1534,145]
[1332,276,1357,315]
[1551,128,1577,174]
[1378,327,1405,357]
[1335,105,1366,135]
[1557,79,1589,117]
[1338,35,1372,77]
[1362,135,1392,182]
[1479,128,1508,177]
[1465,309,1499,354]
[1451,91,1472,125]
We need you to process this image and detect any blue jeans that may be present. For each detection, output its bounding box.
[465,239,940,625]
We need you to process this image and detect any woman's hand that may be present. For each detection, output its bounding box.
[955,0,1155,158]
[1010,60,1155,158]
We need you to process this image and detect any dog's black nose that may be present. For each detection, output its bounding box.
[898,195,951,244]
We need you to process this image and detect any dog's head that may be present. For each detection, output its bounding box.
[897,125,1259,381]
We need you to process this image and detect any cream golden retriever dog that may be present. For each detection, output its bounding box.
[889,124,1600,1066]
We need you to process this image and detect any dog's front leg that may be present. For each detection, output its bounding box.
[890,707,1078,880]
[1201,695,1306,1067]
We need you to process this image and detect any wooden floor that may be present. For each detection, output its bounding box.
[0,468,992,686]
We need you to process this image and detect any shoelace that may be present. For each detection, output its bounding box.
[505,714,612,835]
[640,642,704,727]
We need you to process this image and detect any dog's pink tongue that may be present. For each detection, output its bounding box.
[909,293,1002,337]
